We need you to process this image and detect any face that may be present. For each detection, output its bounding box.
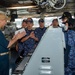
[27,22,33,30]
[22,22,27,28]
[0,19,7,28]
[52,20,59,27]
[39,22,44,28]
[62,17,68,23]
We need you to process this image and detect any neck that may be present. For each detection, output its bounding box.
[28,28,32,30]
[0,25,1,29]
[40,27,44,28]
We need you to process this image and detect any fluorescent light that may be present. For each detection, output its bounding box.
[7,6,36,9]
[18,1,33,4]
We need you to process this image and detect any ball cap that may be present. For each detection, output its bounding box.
[27,18,33,23]
[60,12,72,19]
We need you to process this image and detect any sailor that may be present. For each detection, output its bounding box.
[0,13,26,75]
[35,18,47,44]
[15,18,38,63]
[60,12,75,75]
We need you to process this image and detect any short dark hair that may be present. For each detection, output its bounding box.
[52,19,58,22]
[22,19,27,23]
[39,18,44,23]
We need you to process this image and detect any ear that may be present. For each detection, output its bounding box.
[32,24,33,26]
[0,20,2,23]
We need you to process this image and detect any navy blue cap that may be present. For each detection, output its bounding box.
[60,12,72,19]
[27,18,33,23]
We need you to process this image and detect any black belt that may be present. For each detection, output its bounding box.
[0,52,9,56]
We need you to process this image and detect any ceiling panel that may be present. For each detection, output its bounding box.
[0,0,75,17]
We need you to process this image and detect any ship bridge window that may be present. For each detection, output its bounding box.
[15,16,65,29]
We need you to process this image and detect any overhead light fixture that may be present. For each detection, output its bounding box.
[18,1,33,4]
[6,6,37,10]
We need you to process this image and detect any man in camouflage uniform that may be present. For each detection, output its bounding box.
[60,12,75,75]
[15,18,38,63]
[34,18,47,45]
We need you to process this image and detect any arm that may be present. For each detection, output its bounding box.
[21,35,30,42]
[32,36,39,41]
[21,31,39,42]
[7,37,18,48]
[21,31,34,42]
[30,31,39,41]
[7,31,26,48]
[16,42,18,51]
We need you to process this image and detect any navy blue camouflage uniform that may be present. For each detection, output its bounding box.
[34,27,47,43]
[18,28,36,56]
[65,30,75,75]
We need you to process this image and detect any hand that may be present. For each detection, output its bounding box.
[29,31,35,39]
[29,31,34,37]
[16,31,26,40]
